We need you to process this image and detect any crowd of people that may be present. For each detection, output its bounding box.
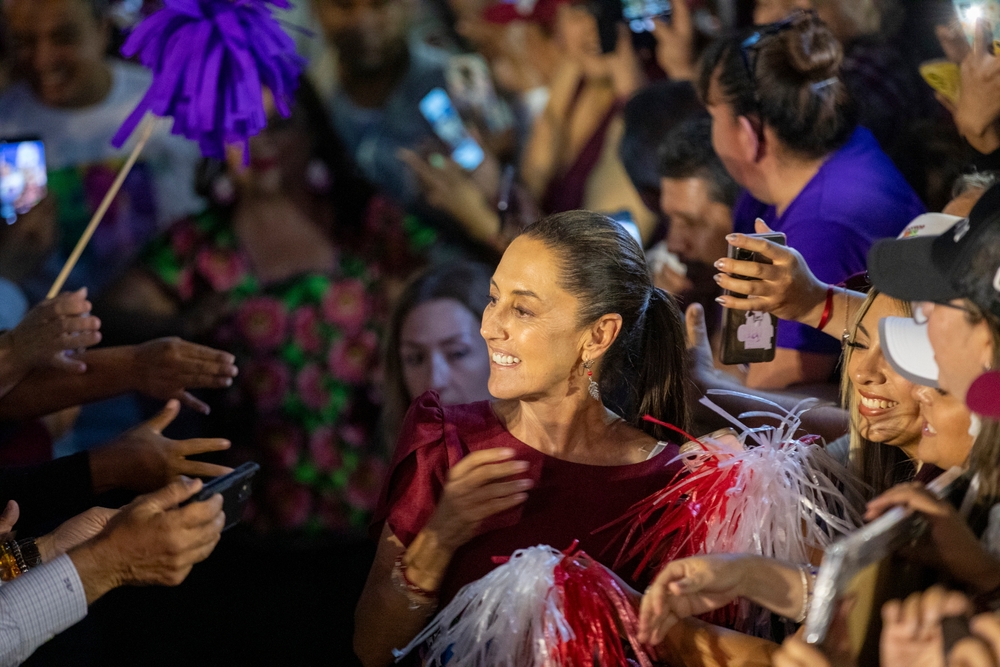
[1,0,1000,664]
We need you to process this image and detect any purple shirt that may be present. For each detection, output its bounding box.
[732,127,925,355]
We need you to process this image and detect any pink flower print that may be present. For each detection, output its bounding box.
[245,359,291,411]
[321,279,370,333]
[290,306,323,354]
[339,424,367,450]
[327,330,377,384]
[344,458,388,512]
[266,476,312,529]
[296,363,329,411]
[170,221,199,257]
[195,246,247,292]
[308,427,342,473]
[236,297,288,351]
[259,422,305,470]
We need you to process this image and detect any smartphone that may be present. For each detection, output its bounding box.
[445,54,514,135]
[719,232,786,366]
[622,0,672,33]
[591,0,672,53]
[952,0,1000,49]
[179,461,260,531]
[606,209,644,247]
[419,87,485,172]
[0,137,47,225]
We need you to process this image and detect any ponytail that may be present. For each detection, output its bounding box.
[603,288,689,441]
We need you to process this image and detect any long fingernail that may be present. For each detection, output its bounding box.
[715,297,726,304]
[714,260,725,269]
[726,234,738,241]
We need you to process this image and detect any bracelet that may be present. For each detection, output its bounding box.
[0,542,23,582]
[793,564,818,623]
[391,554,438,612]
[16,539,41,570]
[816,286,835,331]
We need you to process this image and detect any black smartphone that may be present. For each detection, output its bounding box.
[0,137,47,225]
[179,462,259,531]
[591,0,672,53]
[719,232,786,366]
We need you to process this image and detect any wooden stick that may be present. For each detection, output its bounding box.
[46,115,157,299]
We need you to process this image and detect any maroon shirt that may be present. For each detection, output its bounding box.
[372,391,683,604]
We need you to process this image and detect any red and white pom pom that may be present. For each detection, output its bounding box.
[609,391,866,633]
[394,542,653,667]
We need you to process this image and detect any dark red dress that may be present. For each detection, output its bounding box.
[372,391,683,604]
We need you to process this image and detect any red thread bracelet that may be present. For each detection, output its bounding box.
[817,286,835,330]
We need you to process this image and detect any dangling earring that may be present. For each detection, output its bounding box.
[583,359,600,401]
[967,364,1000,419]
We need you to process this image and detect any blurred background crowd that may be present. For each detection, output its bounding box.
[0,0,999,663]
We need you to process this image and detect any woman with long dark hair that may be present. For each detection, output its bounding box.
[355,210,695,665]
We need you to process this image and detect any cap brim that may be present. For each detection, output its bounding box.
[867,236,961,303]
[879,316,939,388]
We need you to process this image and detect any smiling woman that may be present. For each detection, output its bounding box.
[355,211,698,666]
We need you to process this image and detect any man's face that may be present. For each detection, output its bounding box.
[312,0,409,74]
[660,175,733,265]
[5,0,109,108]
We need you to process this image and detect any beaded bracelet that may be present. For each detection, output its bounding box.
[391,554,438,612]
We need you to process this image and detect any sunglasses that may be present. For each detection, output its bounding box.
[738,10,818,99]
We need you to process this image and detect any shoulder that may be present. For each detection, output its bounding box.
[397,392,500,459]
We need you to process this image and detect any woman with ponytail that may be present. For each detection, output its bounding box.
[353,211,705,665]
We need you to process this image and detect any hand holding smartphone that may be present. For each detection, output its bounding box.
[179,462,259,531]
[719,232,786,366]
[418,87,485,172]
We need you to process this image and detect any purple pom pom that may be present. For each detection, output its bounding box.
[112,0,305,163]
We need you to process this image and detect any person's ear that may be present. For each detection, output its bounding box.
[737,115,763,163]
[581,313,623,364]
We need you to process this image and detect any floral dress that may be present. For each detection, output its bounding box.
[141,199,425,534]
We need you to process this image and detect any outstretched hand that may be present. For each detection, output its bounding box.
[131,337,238,414]
[638,554,749,645]
[90,400,233,494]
[866,483,1000,593]
[4,289,102,374]
[880,586,971,667]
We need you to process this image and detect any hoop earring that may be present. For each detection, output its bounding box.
[583,359,600,401]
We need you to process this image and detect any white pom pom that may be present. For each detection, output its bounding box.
[393,545,572,666]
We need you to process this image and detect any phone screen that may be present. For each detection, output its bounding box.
[952,0,1000,47]
[418,87,485,171]
[0,138,47,225]
[622,0,672,33]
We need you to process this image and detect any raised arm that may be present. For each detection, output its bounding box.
[0,338,238,420]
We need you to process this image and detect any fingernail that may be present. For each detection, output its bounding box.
[715,297,726,304]
[180,475,197,487]
[498,448,515,457]
[712,274,722,283]
[726,234,737,241]
[714,260,725,269]
[224,378,233,387]
[514,461,531,471]
[518,478,534,489]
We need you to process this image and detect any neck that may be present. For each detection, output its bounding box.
[759,154,826,216]
[500,387,618,462]
[338,48,409,109]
